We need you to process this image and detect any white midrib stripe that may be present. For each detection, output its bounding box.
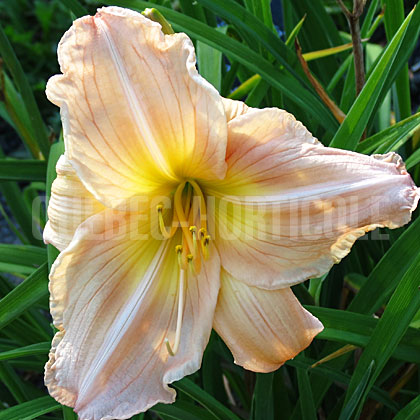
[96,19,175,180]
[207,175,403,205]
[77,240,169,401]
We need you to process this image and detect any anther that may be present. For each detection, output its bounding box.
[156,204,163,212]
[175,245,183,267]
[199,227,206,239]
[187,254,195,274]
[202,235,211,260]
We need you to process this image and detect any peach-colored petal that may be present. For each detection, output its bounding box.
[213,269,323,373]
[223,98,250,121]
[47,6,227,209]
[205,108,419,289]
[45,209,220,420]
[44,155,105,251]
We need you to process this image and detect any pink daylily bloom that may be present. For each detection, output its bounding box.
[44,6,419,420]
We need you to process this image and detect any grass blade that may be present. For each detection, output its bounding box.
[0,396,60,420]
[356,112,420,154]
[394,394,420,420]
[349,216,420,314]
[338,361,375,420]
[0,263,48,330]
[296,367,317,420]
[252,373,274,420]
[381,0,411,120]
[174,378,241,420]
[0,23,49,158]
[329,8,414,150]
[197,26,227,92]
[0,342,49,361]
[0,159,47,181]
[61,0,89,18]
[343,252,420,414]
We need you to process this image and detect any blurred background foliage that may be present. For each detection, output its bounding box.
[0,0,420,419]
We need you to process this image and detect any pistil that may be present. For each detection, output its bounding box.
[164,268,185,357]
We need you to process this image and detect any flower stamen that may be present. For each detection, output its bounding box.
[189,179,207,231]
[189,226,198,256]
[165,268,185,357]
[157,204,178,239]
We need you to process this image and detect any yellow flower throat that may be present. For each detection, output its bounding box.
[156,180,210,357]
[156,180,210,274]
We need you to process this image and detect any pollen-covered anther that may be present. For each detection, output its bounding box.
[198,227,206,239]
[175,245,183,267]
[186,253,195,274]
[202,235,211,260]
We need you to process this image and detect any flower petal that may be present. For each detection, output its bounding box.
[45,209,220,419]
[47,6,227,209]
[213,269,323,373]
[223,98,250,121]
[206,108,419,289]
[44,155,105,251]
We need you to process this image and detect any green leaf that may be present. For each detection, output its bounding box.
[62,406,78,420]
[0,396,60,420]
[197,26,227,92]
[343,252,420,414]
[1,72,40,158]
[406,148,420,170]
[0,23,49,158]
[252,373,274,420]
[287,356,398,412]
[0,263,48,330]
[349,216,420,315]
[0,159,47,181]
[329,8,414,150]
[307,306,420,364]
[338,361,375,420]
[367,4,420,129]
[0,149,42,246]
[296,367,317,420]
[196,0,301,79]
[0,342,49,361]
[356,112,420,154]
[174,378,241,420]
[360,0,380,38]
[291,0,342,85]
[381,0,411,120]
[61,0,88,18]
[152,402,213,420]
[394,394,420,420]
[0,242,45,268]
[0,362,30,403]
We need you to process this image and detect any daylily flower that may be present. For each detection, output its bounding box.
[44,6,419,420]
